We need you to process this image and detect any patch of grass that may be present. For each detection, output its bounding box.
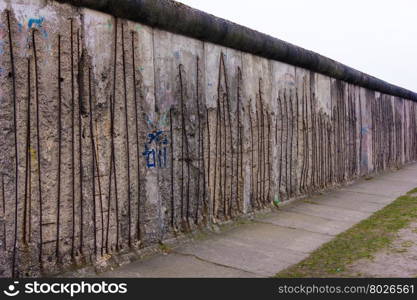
[407,187,417,195]
[158,243,172,253]
[276,188,417,278]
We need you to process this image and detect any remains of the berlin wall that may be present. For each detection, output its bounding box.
[0,0,416,277]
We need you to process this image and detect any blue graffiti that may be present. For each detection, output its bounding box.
[143,146,168,169]
[146,115,154,126]
[28,17,44,29]
[146,112,170,128]
[147,131,168,145]
[27,17,48,38]
[361,126,369,135]
[143,130,169,169]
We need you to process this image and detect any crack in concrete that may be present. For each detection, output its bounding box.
[171,249,264,277]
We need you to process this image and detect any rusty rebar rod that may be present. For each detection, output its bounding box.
[7,10,20,278]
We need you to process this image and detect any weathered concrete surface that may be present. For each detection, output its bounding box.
[0,0,417,277]
[92,163,417,277]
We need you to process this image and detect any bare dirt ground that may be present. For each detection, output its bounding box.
[347,220,417,278]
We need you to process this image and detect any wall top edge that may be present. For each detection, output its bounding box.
[55,0,417,101]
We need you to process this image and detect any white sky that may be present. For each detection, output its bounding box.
[176,0,417,92]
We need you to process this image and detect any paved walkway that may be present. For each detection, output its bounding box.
[98,164,417,278]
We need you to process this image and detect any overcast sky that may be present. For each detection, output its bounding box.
[176,0,417,92]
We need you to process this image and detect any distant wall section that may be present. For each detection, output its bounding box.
[0,0,416,277]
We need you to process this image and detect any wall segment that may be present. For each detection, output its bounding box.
[0,0,416,277]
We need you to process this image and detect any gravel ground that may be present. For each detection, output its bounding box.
[347,220,417,278]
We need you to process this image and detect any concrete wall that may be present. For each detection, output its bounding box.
[0,0,416,277]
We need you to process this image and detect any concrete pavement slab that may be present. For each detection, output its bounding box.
[308,194,386,213]
[98,252,259,278]
[341,177,416,198]
[175,235,308,276]
[175,223,331,276]
[313,190,392,205]
[380,169,417,183]
[258,211,354,236]
[282,202,371,223]
[402,164,417,171]
[218,223,334,253]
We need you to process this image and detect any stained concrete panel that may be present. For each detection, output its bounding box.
[315,73,332,116]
